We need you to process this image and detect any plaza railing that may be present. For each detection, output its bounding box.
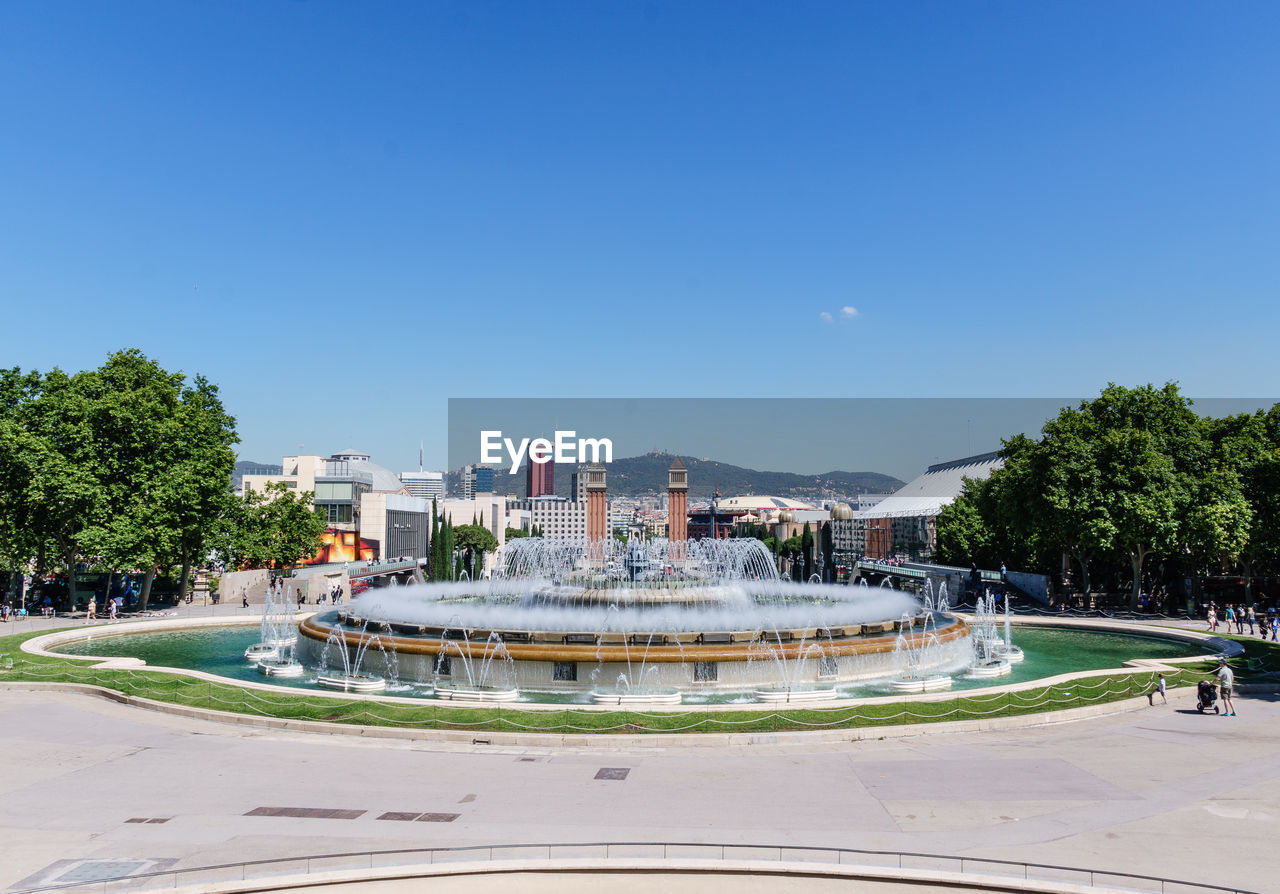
[14,841,1259,894]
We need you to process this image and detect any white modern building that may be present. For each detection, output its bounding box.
[400,470,445,501]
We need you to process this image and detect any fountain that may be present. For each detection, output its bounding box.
[966,591,1012,677]
[889,612,953,692]
[589,610,682,705]
[993,592,1025,662]
[295,537,969,697]
[432,626,519,702]
[749,625,839,703]
[244,584,298,663]
[315,622,393,693]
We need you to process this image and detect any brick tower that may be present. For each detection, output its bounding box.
[667,456,688,541]
[585,462,608,543]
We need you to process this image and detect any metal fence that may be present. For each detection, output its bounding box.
[16,841,1258,894]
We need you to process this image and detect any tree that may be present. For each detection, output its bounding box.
[505,527,529,540]
[217,482,326,573]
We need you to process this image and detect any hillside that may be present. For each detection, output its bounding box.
[450,452,903,504]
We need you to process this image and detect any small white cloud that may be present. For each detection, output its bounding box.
[819,311,833,323]
[841,306,859,318]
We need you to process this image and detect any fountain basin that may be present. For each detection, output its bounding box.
[753,685,838,704]
[966,660,1013,678]
[244,643,280,662]
[591,688,683,706]
[994,644,1025,662]
[434,685,520,702]
[316,673,387,693]
[889,674,952,693]
[257,659,305,678]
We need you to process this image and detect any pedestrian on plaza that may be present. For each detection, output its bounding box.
[86,599,95,620]
[1271,615,1279,642]
[1207,605,1217,632]
[336,585,344,605]
[108,600,117,620]
[1224,605,1235,633]
[1246,605,1256,635]
[1147,672,1167,705]
[241,588,249,609]
[1214,658,1237,716]
[1235,605,1245,635]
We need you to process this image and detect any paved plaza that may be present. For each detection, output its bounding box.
[0,612,1276,892]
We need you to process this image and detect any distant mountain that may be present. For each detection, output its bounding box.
[448,452,903,504]
[232,460,281,491]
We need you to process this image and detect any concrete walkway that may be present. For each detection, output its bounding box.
[1,674,1275,891]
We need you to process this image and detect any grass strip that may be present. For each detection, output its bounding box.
[0,628,1264,736]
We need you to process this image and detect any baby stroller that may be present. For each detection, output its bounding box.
[1197,680,1219,714]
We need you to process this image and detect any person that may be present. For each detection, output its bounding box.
[86,599,96,620]
[335,584,344,605]
[1215,658,1237,716]
[1224,604,1235,633]
[1246,605,1256,635]
[1235,605,1245,635]
[1207,605,1217,632]
[108,599,117,620]
[1147,672,1167,705]
[1271,615,1279,642]
[241,588,249,609]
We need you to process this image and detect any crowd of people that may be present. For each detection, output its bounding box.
[1205,602,1279,640]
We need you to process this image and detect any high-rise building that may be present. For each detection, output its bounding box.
[525,450,554,498]
[400,471,445,502]
[461,464,494,499]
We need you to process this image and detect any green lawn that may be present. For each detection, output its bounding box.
[0,628,1256,736]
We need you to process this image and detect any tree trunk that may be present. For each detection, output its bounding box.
[179,554,193,605]
[1073,549,1092,598]
[1243,556,1253,602]
[64,546,78,610]
[1128,545,1148,611]
[139,566,156,611]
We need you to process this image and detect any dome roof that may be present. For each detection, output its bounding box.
[830,502,853,520]
[777,509,797,523]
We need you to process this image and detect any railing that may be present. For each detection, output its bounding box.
[15,841,1258,894]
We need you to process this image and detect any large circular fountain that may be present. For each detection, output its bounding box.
[297,538,972,702]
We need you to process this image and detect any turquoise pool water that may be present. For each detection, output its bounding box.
[51,623,1213,705]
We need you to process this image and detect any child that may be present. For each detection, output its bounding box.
[1147,673,1167,705]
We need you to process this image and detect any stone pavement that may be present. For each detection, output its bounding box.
[0,679,1276,891]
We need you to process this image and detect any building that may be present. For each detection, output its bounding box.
[832,452,1005,560]
[461,464,494,499]
[523,495,588,540]
[525,449,554,498]
[242,449,434,564]
[400,471,445,502]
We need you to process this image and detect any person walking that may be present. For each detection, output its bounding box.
[1246,605,1256,635]
[1207,605,1217,632]
[1224,604,1235,633]
[241,588,249,609]
[1215,658,1237,716]
[86,599,96,620]
[1147,672,1167,705]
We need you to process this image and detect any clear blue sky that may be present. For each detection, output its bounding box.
[2,2,1277,473]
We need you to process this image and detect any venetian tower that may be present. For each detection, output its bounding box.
[585,462,608,543]
[667,456,688,541]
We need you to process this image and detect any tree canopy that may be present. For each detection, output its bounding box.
[936,383,1279,608]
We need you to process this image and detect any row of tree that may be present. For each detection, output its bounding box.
[935,384,1280,608]
[427,503,499,580]
[0,351,326,609]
